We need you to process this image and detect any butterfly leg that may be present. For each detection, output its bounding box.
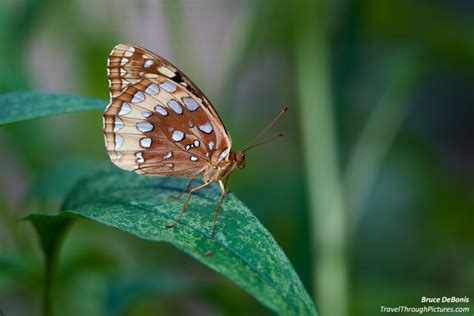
[223,175,231,194]
[166,181,211,229]
[211,180,227,239]
[169,178,194,200]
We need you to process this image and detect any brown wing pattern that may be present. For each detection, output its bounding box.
[104,44,232,177]
[107,44,230,147]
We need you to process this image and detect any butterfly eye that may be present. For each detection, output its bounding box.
[235,152,245,169]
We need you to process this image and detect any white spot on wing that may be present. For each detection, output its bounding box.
[185,144,191,150]
[120,58,128,65]
[118,102,131,116]
[199,122,213,134]
[142,111,152,118]
[115,134,123,150]
[132,91,145,103]
[135,152,144,163]
[124,46,135,57]
[160,80,176,92]
[190,155,198,162]
[218,148,230,162]
[145,83,159,95]
[168,99,183,114]
[171,130,185,142]
[155,105,168,116]
[144,60,153,68]
[164,152,172,160]
[136,122,154,133]
[193,140,200,147]
[114,117,123,132]
[140,137,152,148]
[122,80,129,89]
[208,141,215,150]
[182,97,199,111]
[120,68,126,76]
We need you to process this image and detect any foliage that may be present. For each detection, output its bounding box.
[1,0,473,315]
[1,92,316,315]
[0,92,105,125]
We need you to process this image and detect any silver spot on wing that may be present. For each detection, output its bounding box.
[198,122,213,134]
[140,137,152,148]
[171,130,185,142]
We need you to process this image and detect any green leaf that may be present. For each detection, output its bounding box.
[0,91,106,126]
[25,165,317,315]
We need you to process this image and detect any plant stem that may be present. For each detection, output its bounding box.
[28,215,73,316]
[43,247,57,316]
[295,9,348,316]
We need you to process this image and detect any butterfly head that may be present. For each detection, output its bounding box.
[235,150,246,169]
[229,107,288,173]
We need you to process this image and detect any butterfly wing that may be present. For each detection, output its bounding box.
[104,44,232,177]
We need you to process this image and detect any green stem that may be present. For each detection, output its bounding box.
[27,215,74,316]
[43,245,59,316]
[295,8,348,316]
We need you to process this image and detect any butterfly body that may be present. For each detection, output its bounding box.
[203,150,245,183]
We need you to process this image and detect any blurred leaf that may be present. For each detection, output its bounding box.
[0,92,105,126]
[363,0,474,69]
[345,52,422,227]
[0,253,42,289]
[24,165,317,315]
[28,160,99,202]
[104,271,195,315]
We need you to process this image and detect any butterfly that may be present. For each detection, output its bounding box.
[103,44,286,239]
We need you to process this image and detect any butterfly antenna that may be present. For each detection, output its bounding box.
[243,106,288,151]
[243,132,286,152]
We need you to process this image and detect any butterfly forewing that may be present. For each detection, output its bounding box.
[104,44,232,177]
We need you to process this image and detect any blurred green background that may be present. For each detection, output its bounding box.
[0,0,473,315]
